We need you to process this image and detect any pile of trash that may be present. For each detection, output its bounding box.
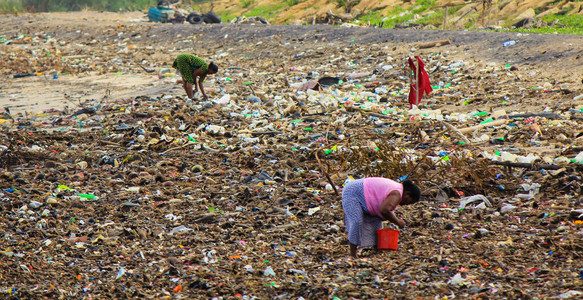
[1,13,582,299]
[229,16,269,25]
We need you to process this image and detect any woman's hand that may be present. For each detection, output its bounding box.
[396,218,406,228]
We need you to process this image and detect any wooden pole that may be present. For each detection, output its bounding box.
[443,5,448,30]
[487,0,491,27]
[458,119,509,134]
[315,149,340,197]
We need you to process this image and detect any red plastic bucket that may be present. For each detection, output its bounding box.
[377,229,399,250]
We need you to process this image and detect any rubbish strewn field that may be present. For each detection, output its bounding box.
[1,11,583,299]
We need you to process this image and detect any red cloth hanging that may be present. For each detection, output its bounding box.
[408,56,433,109]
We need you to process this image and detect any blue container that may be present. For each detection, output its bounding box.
[148,6,174,23]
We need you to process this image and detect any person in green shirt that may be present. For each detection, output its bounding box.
[172,53,218,100]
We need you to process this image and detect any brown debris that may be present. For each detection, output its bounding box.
[0,11,583,300]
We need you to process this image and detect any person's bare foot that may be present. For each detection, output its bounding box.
[359,247,378,257]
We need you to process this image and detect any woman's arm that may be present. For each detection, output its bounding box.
[198,73,208,99]
[380,191,406,228]
[383,211,405,228]
[192,68,205,93]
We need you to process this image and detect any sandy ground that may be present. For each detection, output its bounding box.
[1,73,161,115]
[2,11,583,116]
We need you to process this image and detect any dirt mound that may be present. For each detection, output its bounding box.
[209,0,583,26]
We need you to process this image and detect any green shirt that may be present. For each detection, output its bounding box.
[172,54,208,84]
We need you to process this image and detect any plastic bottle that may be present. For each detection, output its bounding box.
[216,94,230,105]
[347,72,368,80]
[500,152,517,162]
[123,186,140,193]
[502,40,516,47]
[264,267,276,276]
[205,124,225,135]
[13,73,35,78]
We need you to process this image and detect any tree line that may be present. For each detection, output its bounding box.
[25,0,156,12]
[1,0,203,12]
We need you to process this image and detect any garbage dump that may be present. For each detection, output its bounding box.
[0,11,582,299]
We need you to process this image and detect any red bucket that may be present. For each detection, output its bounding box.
[377,229,399,250]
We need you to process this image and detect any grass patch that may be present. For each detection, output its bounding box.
[361,2,443,28]
[411,0,436,13]
[417,4,463,27]
[542,14,583,29]
[444,4,463,15]
[417,10,442,26]
[285,0,302,6]
[335,0,361,14]
[464,18,474,29]
[377,7,417,28]
[359,10,385,27]
[215,9,238,22]
[240,0,255,9]
[0,0,22,14]
[357,2,583,34]
[498,14,583,35]
[186,5,203,12]
[511,27,583,35]
[245,2,287,17]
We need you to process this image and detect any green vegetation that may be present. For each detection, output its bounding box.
[511,26,583,35]
[497,14,583,35]
[3,0,583,36]
[285,0,301,7]
[0,0,155,13]
[357,1,471,29]
[215,1,287,22]
[215,9,237,22]
[371,7,414,28]
[354,1,583,35]
[464,18,474,29]
[358,10,384,27]
[357,1,447,29]
[0,0,22,13]
[335,0,361,14]
[246,2,287,17]
[542,14,583,29]
[411,0,436,13]
[533,7,542,15]
[416,10,442,26]
[416,4,463,28]
[239,0,255,9]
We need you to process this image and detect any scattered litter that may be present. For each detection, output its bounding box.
[458,195,492,209]
[1,12,582,300]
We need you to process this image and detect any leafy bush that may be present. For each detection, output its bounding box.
[240,0,255,9]
[542,14,583,29]
[286,0,301,6]
[359,10,384,27]
[247,2,286,17]
[335,0,361,14]
[410,0,436,14]
[16,0,155,12]
[0,0,23,14]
